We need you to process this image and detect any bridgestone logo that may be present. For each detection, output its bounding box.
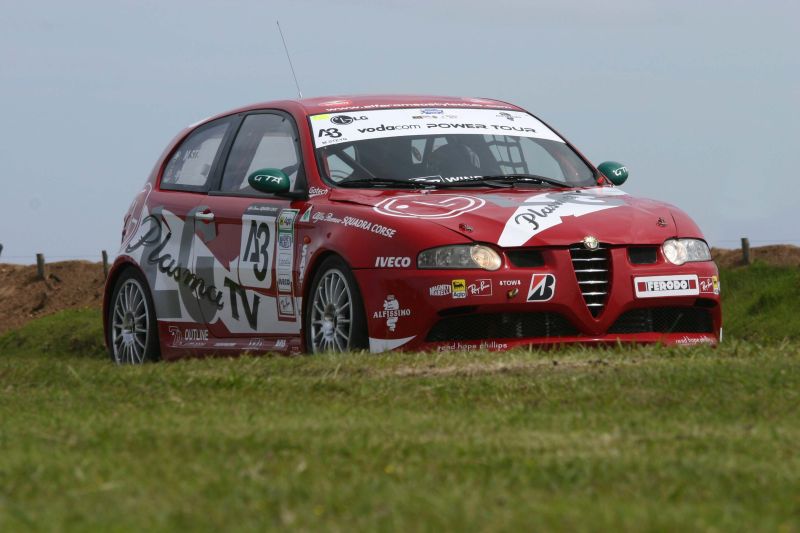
[634,275,700,298]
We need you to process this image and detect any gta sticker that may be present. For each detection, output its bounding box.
[374,194,485,219]
[527,274,556,302]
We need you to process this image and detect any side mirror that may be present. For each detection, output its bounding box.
[597,161,629,186]
[248,168,291,194]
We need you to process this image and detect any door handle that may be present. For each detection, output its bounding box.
[194,211,215,222]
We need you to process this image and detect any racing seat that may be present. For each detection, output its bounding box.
[426,142,482,176]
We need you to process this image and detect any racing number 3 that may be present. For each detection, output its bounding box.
[244,220,270,282]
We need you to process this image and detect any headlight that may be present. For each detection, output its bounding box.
[417,244,502,270]
[662,238,711,265]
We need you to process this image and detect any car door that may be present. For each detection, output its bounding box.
[143,116,236,351]
[194,111,307,343]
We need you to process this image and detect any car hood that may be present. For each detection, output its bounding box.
[328,186,702,246]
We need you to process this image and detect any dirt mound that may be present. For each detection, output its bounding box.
[712,245,800,269]
[0,261,105,335]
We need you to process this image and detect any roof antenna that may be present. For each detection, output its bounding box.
[276,21,303,99]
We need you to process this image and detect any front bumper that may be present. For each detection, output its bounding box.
[354,246,722,352]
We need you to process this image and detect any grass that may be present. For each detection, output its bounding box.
[720,263,800,342]
[1,344,799,531]
[0,265,798,531]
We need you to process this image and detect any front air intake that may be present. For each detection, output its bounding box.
[569,244,610,317]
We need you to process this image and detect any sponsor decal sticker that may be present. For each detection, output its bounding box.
[374,256,411,268]
[312,211,397,238]
[299,207,312,223]
[527,274,556,302]
[451,279,466,299]
[634,275,699,298]
[699,275,720,295]
[308,187,328,198]
[309,108,563,148]
[499,279,522,286]
[675,336,715,345]
[298,244,309,283]
[278,295,295,315]
[436,341,509,352]
[496,190,627,247]
[429,283,451,297]
[275,209,298,319]
[168,326,209,347]
[373,295,411,332]
[374,193,485,219]
[468,279,492,296]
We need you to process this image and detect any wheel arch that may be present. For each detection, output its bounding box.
[300,249,366,352]
[102,257,149,351]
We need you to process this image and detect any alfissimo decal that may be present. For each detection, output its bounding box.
[527,274,556,302]
[496,189,627,247]
[374,194,485,219]
[634,275,699,298]
[373,295,411,332]
[310,108,564,148]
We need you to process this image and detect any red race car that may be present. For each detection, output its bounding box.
[104,95,721,363]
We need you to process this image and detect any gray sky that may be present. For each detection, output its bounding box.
[1,0,797,263]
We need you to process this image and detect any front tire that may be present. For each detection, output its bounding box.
[305,256,368,353]
[108,269,160,364]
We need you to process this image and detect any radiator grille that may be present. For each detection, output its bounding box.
[426,312,579,342]
[609,307,714,334]
[569,244,610,317]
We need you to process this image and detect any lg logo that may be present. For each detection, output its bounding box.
[331,115,367,125]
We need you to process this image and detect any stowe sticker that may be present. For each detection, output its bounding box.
[496,189,627,247]
[634,275,699,298]
[310,108,564,148]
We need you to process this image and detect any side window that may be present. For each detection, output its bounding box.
[220,113,302,194]
[161,121,231,190]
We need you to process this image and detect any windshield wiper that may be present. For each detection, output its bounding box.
[336,177,423,189]
[474,174,572,188]
[417,174,570,189]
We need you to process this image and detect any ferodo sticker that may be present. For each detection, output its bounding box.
[310,108,564,148]
[634,275,699,298]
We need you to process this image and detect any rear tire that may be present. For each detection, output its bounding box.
[107,268,160,364]
[304,256,368,353]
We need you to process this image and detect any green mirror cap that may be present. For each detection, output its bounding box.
[597,161,629,186]
[248,168,290,193]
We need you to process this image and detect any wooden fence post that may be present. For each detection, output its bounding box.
[102,250,109,278]
[36,253,46,280]
[741,237,750,265]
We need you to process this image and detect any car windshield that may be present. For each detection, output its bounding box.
[310,107,596,188]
